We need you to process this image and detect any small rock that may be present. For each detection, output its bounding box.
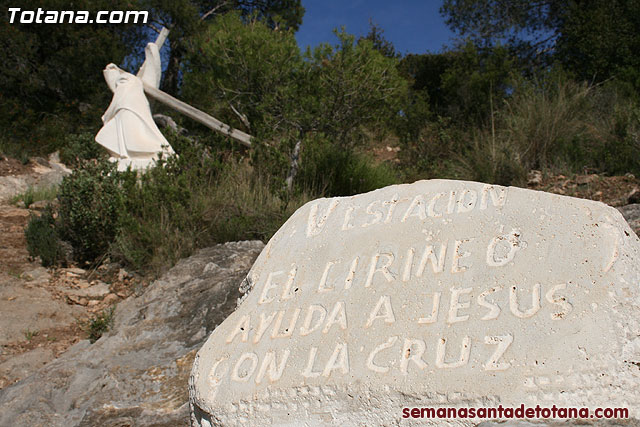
[76,279,90,289]
[66,267,86,275]
[29,200,49,210]
[58,240,74,265]
[67,295,88,306]
[628,187,640,204]
[87,300,100,307]
[153,114,180,133]
[21,267,50,282]
[32,157,50,168]
[66,282,110,299]
[527,170,543,186]
[117,268,130,281]
[576,174,598,185]
[103,293,119,305]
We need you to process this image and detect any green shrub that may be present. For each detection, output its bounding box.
[25,206,60,267]
[457,130,527,186]
[56,160,133,264]
[112,143,306,275]
[59,132,107,167]
[296,136,398,196]
[403,70,640,182]
[398,115,470,181]
[494,73,640,176]
[86,307,115,343]
[11,185,58,208]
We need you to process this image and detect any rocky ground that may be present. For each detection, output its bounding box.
[0,240,263,426]
[0,155,139,389]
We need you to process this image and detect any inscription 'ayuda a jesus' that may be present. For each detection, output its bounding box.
[213,278,573,390]
[306,184,507,237]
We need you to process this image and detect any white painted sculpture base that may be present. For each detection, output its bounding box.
[109,156,159,172]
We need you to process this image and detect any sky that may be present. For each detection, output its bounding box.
[295,0,457,55]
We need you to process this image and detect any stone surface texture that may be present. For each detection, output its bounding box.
[190,180,640,426]
[618,204,640,237]
[0,241,264,426]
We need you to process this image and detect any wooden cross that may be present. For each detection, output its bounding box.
[129,27,253,147]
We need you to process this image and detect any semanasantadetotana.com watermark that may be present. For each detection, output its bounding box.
[7,7,148,24]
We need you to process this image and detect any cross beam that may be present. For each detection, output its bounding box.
[139,27,253,147]
[143,82,253,147]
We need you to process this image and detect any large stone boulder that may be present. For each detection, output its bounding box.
[190,180,640,426]
[0,241,264,426]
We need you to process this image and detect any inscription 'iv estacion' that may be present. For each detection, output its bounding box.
[307,184,508,237]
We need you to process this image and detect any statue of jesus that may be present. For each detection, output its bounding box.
[95,42,174,171]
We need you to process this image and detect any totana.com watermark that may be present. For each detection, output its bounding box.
[7,7,148,24]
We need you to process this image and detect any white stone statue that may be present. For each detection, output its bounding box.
[96,42,174,171]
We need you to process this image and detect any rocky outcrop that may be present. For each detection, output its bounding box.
[618,203,640,236]
[0,152,70,202]
[0,241,264,426]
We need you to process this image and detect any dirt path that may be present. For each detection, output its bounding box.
[0,156,138,389]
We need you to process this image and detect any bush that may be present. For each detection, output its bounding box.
[56,160,133,264]
[59,133,108,167]
[112,143,307,275]
[401,69,640,183]
[25,206,60,267]
[296,136,398,196]
[500,74,640,175]
[457,130,527,186]
[11,185,58,208]
[86,307,115,343]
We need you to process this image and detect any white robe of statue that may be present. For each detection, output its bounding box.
[96,42,174,171]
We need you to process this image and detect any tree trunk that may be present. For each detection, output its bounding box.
[285,138,302,192]
[161,41,183,96]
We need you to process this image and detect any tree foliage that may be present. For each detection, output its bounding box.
[139,0,304,94]
[441,0,640,88]
[440,0,566,53]
[299,30,407,146]
[555,0,640,88]
[183,15,407,146]
[359,19,399,59]
[0,0,139,154]
[182,12,302,138]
